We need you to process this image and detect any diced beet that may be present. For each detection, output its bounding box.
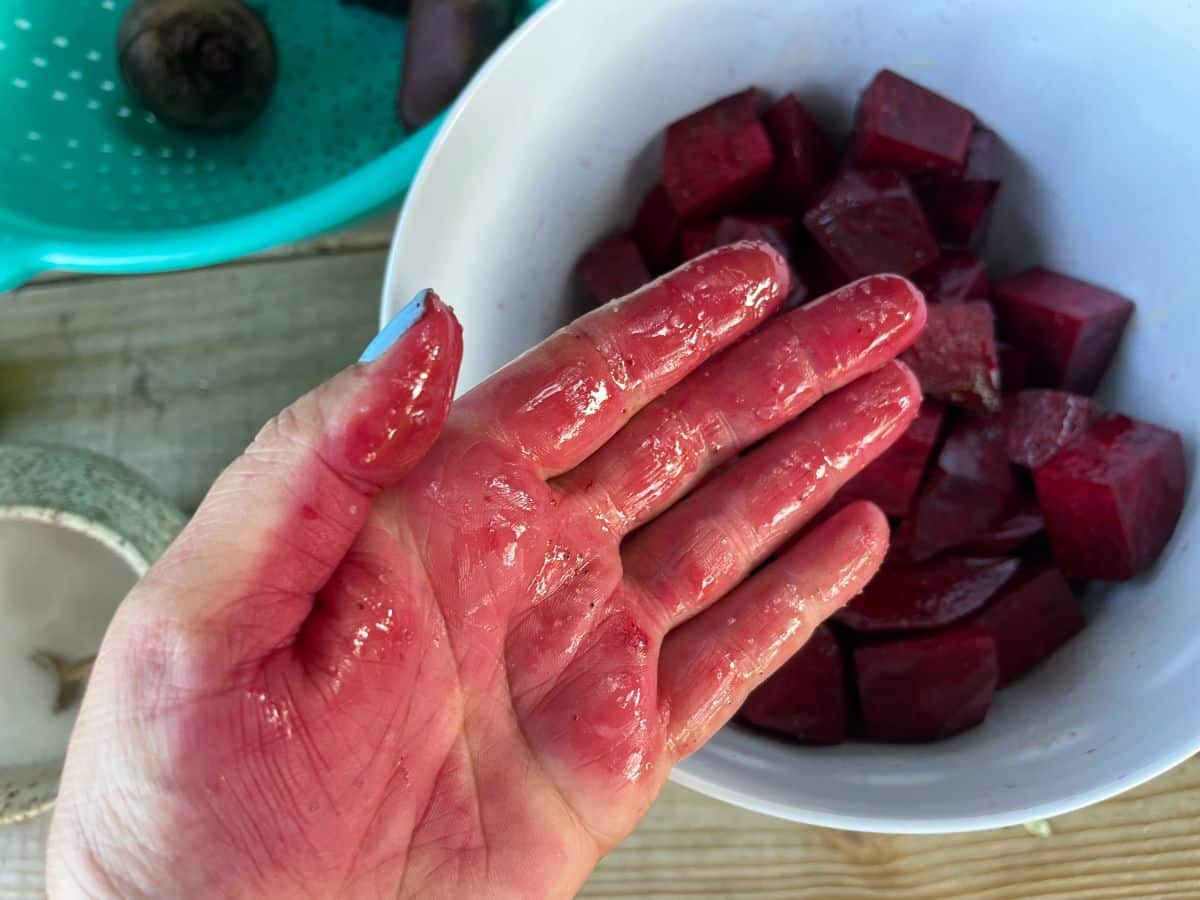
[960,495,1045,556]
[714,215,795,258]
[991,267,1135,394]
[763,93,835,208]
[633,185,682,273]
[891,416,1018,563]
[913,128,1002,249]
[912,252,989,304]
[803,170,940,277]
[837,556,1021,633]
[680,215,795,262]
[833,400,945,517]
[854,626,998,741]
[576,233,651,305]
[839,130,866,171]
[679,222,720,262]
[662,89,775,219]
[781,264,811,311]
[900,301,1001,411]
[738,624,846,744]
[853,70,974,174]
[1033,414,1186,580]
[969,565,1085,686]
[997,341,1028,393]
[793,245,851,298]
[1002,389,1098,468]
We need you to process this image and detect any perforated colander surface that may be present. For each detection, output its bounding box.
[0,0,544,285]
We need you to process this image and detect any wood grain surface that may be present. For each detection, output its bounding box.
[1,218,1196,899]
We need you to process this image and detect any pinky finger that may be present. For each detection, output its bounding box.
[658,501,889,760]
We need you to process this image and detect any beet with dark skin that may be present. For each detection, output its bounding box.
[399,0,515,129]
[118,0,278,134]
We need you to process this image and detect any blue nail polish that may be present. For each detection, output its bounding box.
[359,289,431,363]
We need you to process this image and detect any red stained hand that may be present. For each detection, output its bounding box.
[48,243,924,899]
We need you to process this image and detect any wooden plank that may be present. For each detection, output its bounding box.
[0,248,386,512]
[584,763,1200,899]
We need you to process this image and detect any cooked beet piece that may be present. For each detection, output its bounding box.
[960,495,1045,556]
[576,233,650,305]
[833,400,945,517]
[997,341,1029,393]
[679,215,794,261]
[837,556,1020,633]
[803,170,940,277]
[855,626,998,741]
[900,301,1001,411]
[912,252,989,304]
[398,0,515,129]
[763,93,835,208]
[969,565,1085,685]
[853,70,974,174]
[679,222,721,262]
[891,416,1018,563]
[738,624,846,744]
[991,267,1135,394]
[633,185,682,273]
[792,245,851,297]
[662,89,775,219]
[781,264,811,311]
[1002,389,1098,468]
[913,128,1002,249]
[1034,414,1186,580]
[117,0,278,134]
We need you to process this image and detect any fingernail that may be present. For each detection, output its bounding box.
[359,289,431,363]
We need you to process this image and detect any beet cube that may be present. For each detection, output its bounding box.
[837,556,1020,633]
[960,495,1045,556]
[991,267,1135,394]
[1002,389,1098,468]
[891,416,1018,563]
[855,626,998,741]
[997,341,1028,393]
[853,70,974,174]
[633,185,682,273]
[576,233,651,305]
[900,301,1001,411]
[834,400,945,517]
[803,170,940,277]
[793,245,851,298]
[969,565,1085,685]
[913,128,1002,249]
[679,221,720,262]
[1034,414,1186,580]
[738,624,846,744]
[763,93,835,208]
[663,89,775,219]
[912,252,989,304]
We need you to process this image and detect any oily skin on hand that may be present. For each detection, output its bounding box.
[47,243,925,899]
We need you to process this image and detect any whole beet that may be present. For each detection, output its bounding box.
[398,0,515,129]
[118,0,277,134]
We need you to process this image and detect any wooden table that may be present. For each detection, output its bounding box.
[1,217,1197,898]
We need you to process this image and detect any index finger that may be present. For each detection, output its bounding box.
[451,241,790,476]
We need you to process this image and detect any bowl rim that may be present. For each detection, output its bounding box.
[382,0,1200,832]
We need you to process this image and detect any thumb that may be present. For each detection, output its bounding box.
[128,290,462,659]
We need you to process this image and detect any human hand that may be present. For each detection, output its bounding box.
[47,243,924,899]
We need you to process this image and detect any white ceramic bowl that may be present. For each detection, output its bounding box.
[382,0,1200,832]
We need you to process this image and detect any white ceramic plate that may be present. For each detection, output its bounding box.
[383,0,1200,832]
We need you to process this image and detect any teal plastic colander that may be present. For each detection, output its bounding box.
[0,0,543,290]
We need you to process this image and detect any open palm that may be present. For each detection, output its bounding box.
[49,244,923,899]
